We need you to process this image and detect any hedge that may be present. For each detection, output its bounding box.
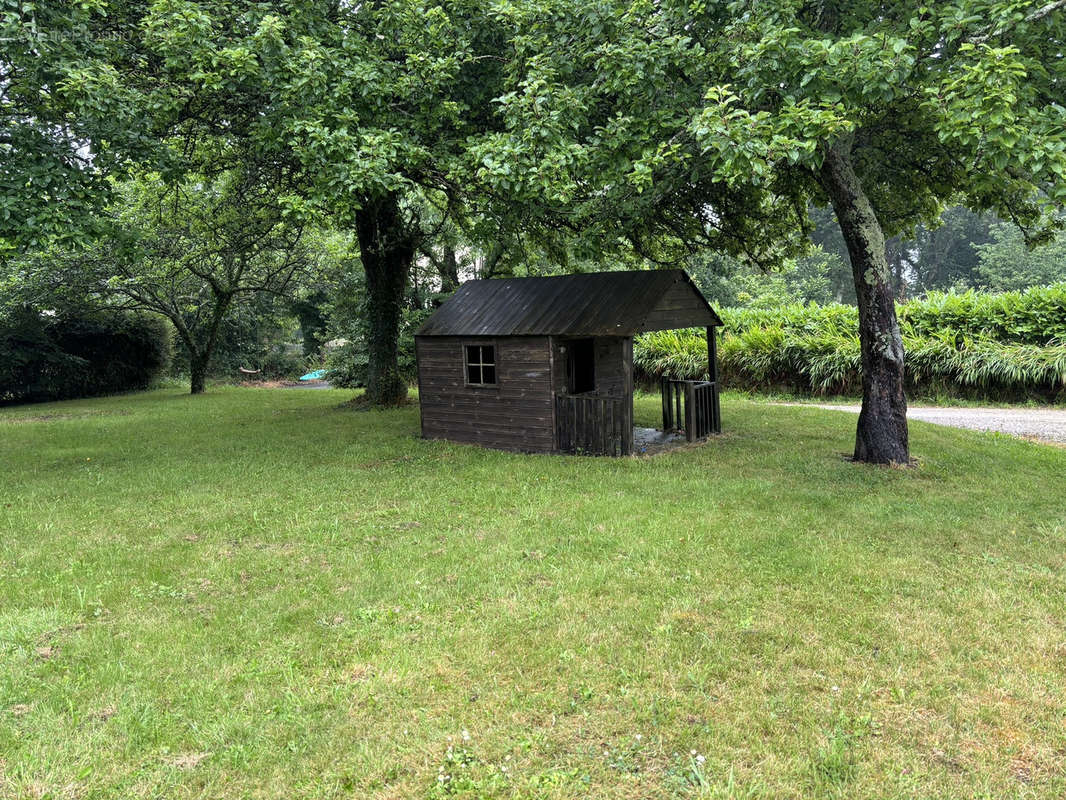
[0,309,171,405]
[635,284,1066,400]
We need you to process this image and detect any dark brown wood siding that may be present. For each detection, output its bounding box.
[640,280,718,331]
[416,335,555,452]
[594,336,629,396]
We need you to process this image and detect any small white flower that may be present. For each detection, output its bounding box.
[461,729,470,741]
[697,755,706,764]
[690,749,697,756]
[634,734,642,741]
[831,685,840,693]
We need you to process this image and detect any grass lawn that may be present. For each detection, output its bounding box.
[1,388,1064,799]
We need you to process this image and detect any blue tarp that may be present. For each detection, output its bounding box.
[299,369,327,381]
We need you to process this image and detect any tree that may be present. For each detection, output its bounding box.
[203,1,512,406]
[907,207,996,294]
[974,221,1066,291]
[0,1,162,256]
[61,173,314,394]
[476,0,1066,462]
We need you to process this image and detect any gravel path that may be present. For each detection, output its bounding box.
[797,403,1066,444]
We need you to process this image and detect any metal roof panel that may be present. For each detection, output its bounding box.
[415,269,721,337]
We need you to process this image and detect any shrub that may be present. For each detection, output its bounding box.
[721,283,1066,344]
[635,284,1066,400]
[326,307,432,389]
[0,309,171,405]
[256,344,309,380]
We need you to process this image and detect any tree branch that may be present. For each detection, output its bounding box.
[969,0,1066,43]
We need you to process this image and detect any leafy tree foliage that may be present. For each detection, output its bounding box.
[974,221,1066,291]
[690,247,845,308]
[0,1,164,255]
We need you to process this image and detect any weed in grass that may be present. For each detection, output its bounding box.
[810,721,860,792]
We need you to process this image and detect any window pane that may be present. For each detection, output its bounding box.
[467,365,481,384]
[481,345,495,366]
[465,345,480,364]
[481,365,495,384]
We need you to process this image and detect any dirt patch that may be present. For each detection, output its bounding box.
[238,379,300,388]
[91,705,117,722]
[347,664,374,683]
[167,752,211,769]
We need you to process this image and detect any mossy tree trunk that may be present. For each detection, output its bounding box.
[355,193,417,407]
[438,247,460,293]
[189,355,208,395]
[819,140,910,464]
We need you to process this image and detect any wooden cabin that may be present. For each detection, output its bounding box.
[414,269,723,455]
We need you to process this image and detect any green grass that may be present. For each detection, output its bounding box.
[1,388,1064,799]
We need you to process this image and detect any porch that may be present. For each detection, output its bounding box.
[553,328,722,457]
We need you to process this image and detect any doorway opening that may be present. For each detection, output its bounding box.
[566,338,595,394]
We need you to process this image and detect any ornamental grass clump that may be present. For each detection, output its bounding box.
[635,284,1066,400]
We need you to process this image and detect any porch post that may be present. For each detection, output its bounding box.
[707,326,721,434]
[706,326,718,383]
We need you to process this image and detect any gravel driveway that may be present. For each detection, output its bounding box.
[803,404,1066,445]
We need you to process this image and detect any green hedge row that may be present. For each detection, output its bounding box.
[635,284,1066,399]
[723,284,1066,345]
[0,309,171,405]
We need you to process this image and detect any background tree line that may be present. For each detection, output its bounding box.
[2,0,1065,463]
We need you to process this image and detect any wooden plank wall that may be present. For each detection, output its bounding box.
[416,335,555,452]
[640,280,718,332]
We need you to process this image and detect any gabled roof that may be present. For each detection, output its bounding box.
[415,269,722,337]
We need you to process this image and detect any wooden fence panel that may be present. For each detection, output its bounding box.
[555,393,632,456]
[660,379,722,440]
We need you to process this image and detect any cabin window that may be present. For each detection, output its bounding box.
[465,344,496,385]
[566,338,595,394]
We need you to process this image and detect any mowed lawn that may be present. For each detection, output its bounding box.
[1,388,1064,800]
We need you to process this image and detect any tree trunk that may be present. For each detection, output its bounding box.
[439,246,460,293]
[185,293,232,395]
[190,354,208,395]
[355,193,416,407]
[819,141,910,464]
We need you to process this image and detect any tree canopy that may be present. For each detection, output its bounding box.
[470,0,1066,462]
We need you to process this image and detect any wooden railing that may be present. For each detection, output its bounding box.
[661,378,721,441]
[555,393,633,456]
